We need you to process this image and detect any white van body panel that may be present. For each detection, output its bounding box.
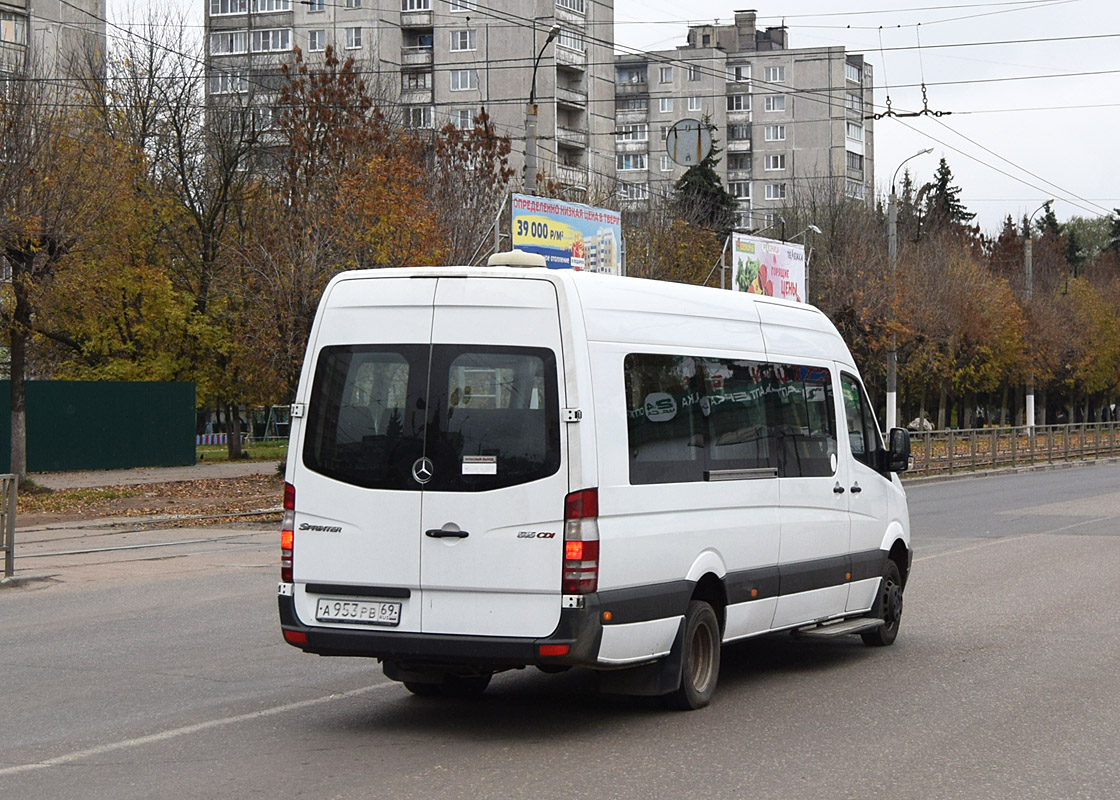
[281,266,912,690]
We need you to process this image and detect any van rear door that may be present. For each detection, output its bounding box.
[418,277,567,637]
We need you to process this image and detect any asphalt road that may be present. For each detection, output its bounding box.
[2,463,1119,799]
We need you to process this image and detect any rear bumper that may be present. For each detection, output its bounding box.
[278,592,604,670]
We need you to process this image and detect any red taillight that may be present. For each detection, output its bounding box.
[539,644,570,657]
[284,630,307,646]
[563,488,599,594]
[281,482,295,582]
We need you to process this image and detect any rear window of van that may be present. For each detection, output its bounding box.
[303,345,561,491]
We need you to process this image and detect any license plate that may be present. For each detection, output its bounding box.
[315,597,401,627]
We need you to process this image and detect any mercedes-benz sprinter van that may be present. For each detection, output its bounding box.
[279,254,912,709]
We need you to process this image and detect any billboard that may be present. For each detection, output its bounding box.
[511,194,622,274]
[731,234,807,303]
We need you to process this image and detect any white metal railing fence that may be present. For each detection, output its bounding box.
[1,474,16,579]
[906,422,1120,476]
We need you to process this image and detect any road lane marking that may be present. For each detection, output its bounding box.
[0,682,397,777]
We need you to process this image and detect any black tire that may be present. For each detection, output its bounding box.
[666,600,721,710]
[862,559,903,647]
[403,680,442,696]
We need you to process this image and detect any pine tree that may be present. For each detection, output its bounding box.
[672,129,736,235]
[924,157,976,228]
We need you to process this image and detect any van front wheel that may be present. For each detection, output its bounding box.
[862,560,903,647]
[667,600,721,710]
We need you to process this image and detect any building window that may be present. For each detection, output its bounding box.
[308,30,325,52]
[210,30,248,55]
[765,154,785,171]
[846,62,861,83]
[251,29,291,53]
[729,182,750,199]
[450,69,478,91]
[406,106,433,128]
[702,34,711,47]
[618,183,650,201]
[687,64,702,82]
[728,124,750,142]
[209,0,247,14]
[617,67,645,85]
[451,108,474,129]
[764,95,785,112]
[660,125,670,142]
[345,27,362,49]
[764,66,785,83]
[617,97,648,112]
[348,0,364,7]
[210,70,248,94]
[617,154,648,171]
[846,122,863,141]
[450,30,476,51]
[727,94,749,112]
[847,151,864,171]
[0,11,28,45]
[659,97,674,114]
[846,179,865,199]
[617,124,648,142]
[449,0,476,10]
[764,124,785,141]
[558,28,584,52]
[765,183,787,200]
[727,64,749,82]
[846,93,862,112]
[251,0,290,11]
[659,66,673,83]
[660,155,673,172]
[403,71,432,90]
[556,0,585,13]
[728,153,751,171]
[307,0,324,10]
[688,96,702,112]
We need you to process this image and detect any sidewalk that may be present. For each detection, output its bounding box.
[30,460,281,491]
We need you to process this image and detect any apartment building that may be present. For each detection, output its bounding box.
[204,0,615,194]
[614,10,874,229]
[1,0,105,77]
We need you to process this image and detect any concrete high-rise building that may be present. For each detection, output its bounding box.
[0,0,106,78]
[204,0,615,195]
[614,10,874,229]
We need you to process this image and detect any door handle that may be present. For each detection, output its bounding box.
[850,483,863,494]
[833,482,846,494]
[426,528,470,539]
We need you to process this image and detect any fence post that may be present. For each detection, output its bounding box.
[1,474,16,580]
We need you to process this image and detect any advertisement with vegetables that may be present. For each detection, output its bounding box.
[731,234,806,303]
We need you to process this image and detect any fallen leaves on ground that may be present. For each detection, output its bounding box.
[19,475,285,524]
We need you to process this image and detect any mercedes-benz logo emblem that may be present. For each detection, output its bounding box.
[411,457,434,485]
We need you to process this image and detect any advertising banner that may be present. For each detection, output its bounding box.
[731,234,806,303]
[511,193,622,274]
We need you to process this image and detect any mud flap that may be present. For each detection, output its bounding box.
[597,618,686,697]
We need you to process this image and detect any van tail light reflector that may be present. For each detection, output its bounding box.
[563,488,599,594]
[281,482,295,582]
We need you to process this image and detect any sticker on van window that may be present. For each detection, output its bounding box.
[644,392,678,422]
[462,455,498,475]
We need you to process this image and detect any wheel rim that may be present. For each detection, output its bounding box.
[688,619,716,693]
[883,577,903,630]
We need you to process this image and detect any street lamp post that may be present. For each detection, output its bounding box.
[524,24,561,195]
[1024,199,1054,430]
[886,147,934,431]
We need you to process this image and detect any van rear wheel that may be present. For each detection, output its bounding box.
[862,560,903,647]
[666,600,720,710]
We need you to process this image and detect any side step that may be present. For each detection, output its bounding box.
[793,618,884,639]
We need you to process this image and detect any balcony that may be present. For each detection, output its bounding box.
[726,138,751,152]
[558,164,587,188]
[616,109,648,126]
[401,46,433,67]
[556,85,587,109]
[557,127,587,148]
[400,11,432,29]
[400,88,433,104]
[615,80,648,96]
[616,139,648,153]
[727,169,752,181]
[556,46,586,70]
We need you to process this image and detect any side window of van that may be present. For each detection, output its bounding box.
[624,354,835,484]
[841,373,883,469]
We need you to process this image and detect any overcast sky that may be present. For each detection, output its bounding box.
[106,0,1119,234]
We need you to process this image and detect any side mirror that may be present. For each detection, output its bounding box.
[887,427,911,473]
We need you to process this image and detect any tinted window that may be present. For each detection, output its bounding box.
[625,354,836,484]
[841,373,883,470]
[304,345,560,491]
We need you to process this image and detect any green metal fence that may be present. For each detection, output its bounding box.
[907,422,1120,476]
[0,381,195,473]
